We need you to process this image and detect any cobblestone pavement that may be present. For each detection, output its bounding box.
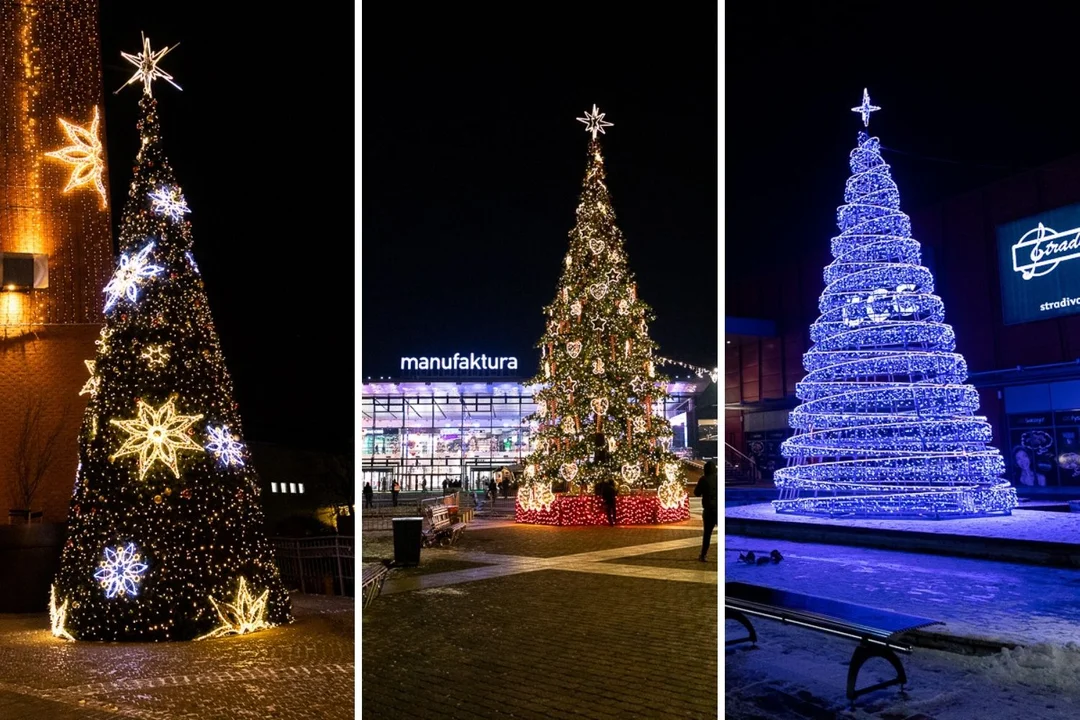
[0,594,353,720]
[362,519,719,719]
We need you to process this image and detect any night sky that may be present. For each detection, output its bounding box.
[98,5,354,453]
[361,7,719,380]
[727,4,1080,320]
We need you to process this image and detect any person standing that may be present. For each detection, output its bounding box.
[695,461,718,561]
[363,481,374,509]
[488,477,498,507]
[600,479,617,526]
[391,480,401,508]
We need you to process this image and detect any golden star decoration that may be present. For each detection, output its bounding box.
[45,106,107,208]
[109,397,204,480]
[49,585,75,641]
[118,32,181,97]
[196,576,272,640]
[79,360,99,398]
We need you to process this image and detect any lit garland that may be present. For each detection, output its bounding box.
[656,357,719,383]
[773,98,1018,519]
[51,56,291,641]
[514,493,689,526]
[196,577,272,640]
[44,105,107,208]
[94,544,149,599]
[516,107,686,521]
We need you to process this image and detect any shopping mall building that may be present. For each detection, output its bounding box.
[361,354,717,491]
[726,151,1080,491]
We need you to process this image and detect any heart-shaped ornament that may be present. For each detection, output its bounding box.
[591,397,609,416]
[621,463,641,484]
[567,341,582,358]
[589,282,609,300]
[560,462,579,482]
[589,238,605,255]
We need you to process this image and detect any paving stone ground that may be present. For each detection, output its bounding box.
[0,594,353,720]
[361,516,719,719]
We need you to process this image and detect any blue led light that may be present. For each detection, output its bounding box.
[773,131,1019,519]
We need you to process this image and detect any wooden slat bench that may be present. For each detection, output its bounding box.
[422,505,466,548]
[725,581,943,705]
[361,561,392,609]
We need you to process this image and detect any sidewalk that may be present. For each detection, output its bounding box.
[0,594,353,720]
[361,515,719,719]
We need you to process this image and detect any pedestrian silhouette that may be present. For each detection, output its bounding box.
[695,461,718,561]
[363,481,374,509]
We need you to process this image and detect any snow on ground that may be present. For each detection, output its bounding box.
[725,534,1080,646]
[726,501,1080,543]
[726,621,1080,719]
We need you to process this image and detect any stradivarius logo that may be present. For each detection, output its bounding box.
[1013,223,1080,279]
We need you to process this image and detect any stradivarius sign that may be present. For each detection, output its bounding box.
[401,354,518,371]
[997,203,1080,325]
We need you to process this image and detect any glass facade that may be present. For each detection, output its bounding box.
[361,379,704,491]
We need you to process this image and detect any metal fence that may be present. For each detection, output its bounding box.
[272,536,354,597]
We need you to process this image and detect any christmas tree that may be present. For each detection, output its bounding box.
[773,90,1019,519]
[516,106,688,525]
[50,35,290,641]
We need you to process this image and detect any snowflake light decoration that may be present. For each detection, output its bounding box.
[140,344,170,369]
[79,360,99,397]
[185,251,200,274]
[49,585,75,641]
[206,425,246,467]
[94,543,148,599]
[45,106,107,208]
[576,104,613,140]
[149,185,191,222]
[109,397,204,480]
[104,242,163,312]
[117,32,181,97]
[196,577,271,640]
[96,326,113,355]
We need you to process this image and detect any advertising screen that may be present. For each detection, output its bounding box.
[997,203,1080,325]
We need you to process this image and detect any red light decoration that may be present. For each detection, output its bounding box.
[515,493,689,526]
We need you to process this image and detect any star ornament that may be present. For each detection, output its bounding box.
[94,543,149,599]
[149,185,191,222]
[104,242,163,312]
[117,32,181,97]
[109,397,204,480]
[79,360,100,398]
[576,104,613,140]
[206,425,246,467]
[851,88,881,127]
[197,576,271,640]
[45,106,107,208]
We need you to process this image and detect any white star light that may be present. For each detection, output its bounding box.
[109,397,205,480]
[576,104,613,140]
[149,186,191,222]
[44,106,107,208]
[117,32,181,97]
[94,543,149,599]
[851,88,881,127]
[104,242,163,312]
[197,577,271,640]
[79,360,100,398]
[206,425,246,467]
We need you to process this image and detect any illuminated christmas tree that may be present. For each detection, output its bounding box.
[773,90,1019,519]
[516,106,688,525]
[50,35,290,641]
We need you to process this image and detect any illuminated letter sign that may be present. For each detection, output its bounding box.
[997,204,1080,325]
[400,354,519,372]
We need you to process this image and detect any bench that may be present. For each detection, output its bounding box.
[725,581,943,705]
[361,561,392,609]
[422,505,466,547]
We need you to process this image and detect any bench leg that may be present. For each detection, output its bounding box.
[725,609,757,647]
[846,642,907,704]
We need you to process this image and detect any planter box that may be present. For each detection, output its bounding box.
[0,523,65,613]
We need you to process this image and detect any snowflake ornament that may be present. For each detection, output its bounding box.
[79,360,100,398]
[205,425,246,467]
[103,242,163,312]
[45,106,107,208]
[94,543,149,598]
[149,185,191,222]
[140,344,170,369]
[109,397,204,479]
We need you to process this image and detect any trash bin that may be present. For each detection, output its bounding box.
[392,517,423,566]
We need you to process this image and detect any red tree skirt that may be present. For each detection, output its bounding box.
[515,493,690,526]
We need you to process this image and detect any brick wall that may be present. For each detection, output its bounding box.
[0,325,98,522]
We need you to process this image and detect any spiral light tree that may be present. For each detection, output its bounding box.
[515,106,689,526]
[773,90,1019,519]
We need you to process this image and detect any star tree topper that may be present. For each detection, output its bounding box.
[117,32,181,97]
[851,88,881,127]
[109,397,204,480]
[576,104,613,140]
[44,106,107,208]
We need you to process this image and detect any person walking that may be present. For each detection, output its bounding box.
[488,477,499,507]
[600,479,617,526]
[363,481,374,509]
[391,480,401,508]
[695,461,718,561]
